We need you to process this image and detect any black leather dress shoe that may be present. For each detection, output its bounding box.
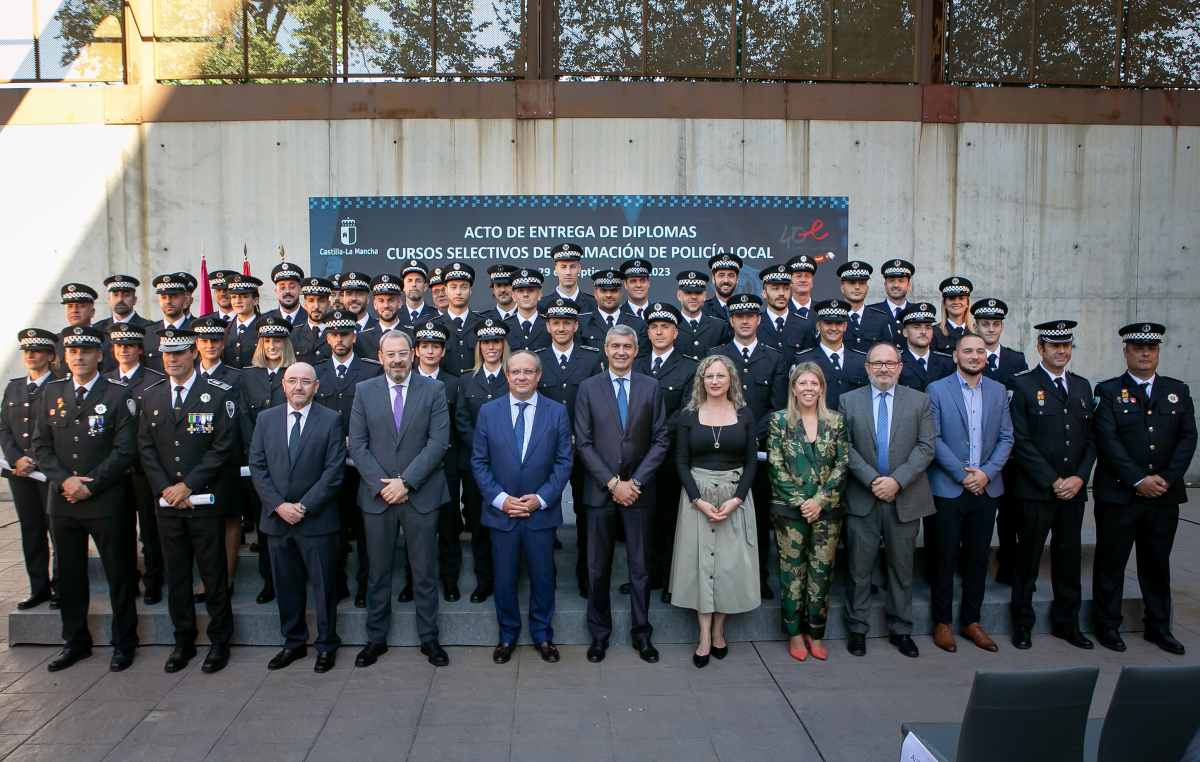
[256,586,275,604]
[760,581,775,600]
[109,648,135,672]
[1096,629,1127,652]
[355,642,388,667]
[443,583,461,603]
[164,645,197,673]
[17,592,50,610]
[847,632,866,657]
[587,640,607,663]
[1146,630,1186,655]
[421,641,449,667]
[47,646,91,672]
[396,585,413,603]
[268,646,307,670]
[314,651,336,673]
[201,644,230,673]
[660,590,672,604]
[493,643,515,664]
[618,582,632,595]
[470,585,493,604]
[889,633,920,657]
[577,576,589,599]
[354,590,366,608]
[48,590,59,609]
[534,641,560,663]
[1012,628,1032,650]
[632,636,659,663]
[1052,628,1094,650]
[143,589,162,606]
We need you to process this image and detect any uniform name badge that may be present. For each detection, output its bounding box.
[1036,389,1045,407]
[1168,393,1179,404]
[87,415,105,436]
[186,412,214,434]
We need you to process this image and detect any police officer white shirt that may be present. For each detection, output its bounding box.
[821,342,845,368]
[553,344,574,367]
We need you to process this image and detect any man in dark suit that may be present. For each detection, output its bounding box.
[249,362,346,673]
[897,303,955,392]
[348,329,452,668]
[792,300,869,409]
[32,326,139,672]
[504,269,551,352]
[142,273,195,372]
[864,258,915,350]
[674,270,731,358]
[471,350,573,664]
[1007,321,1096,651]
[574,324,669,664]
[1092,322,1197,655]
[260,261,308,327]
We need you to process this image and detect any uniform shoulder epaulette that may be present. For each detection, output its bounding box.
[144,378,168,391]
[222,366,242,375]
[145,368,166,378]
[7,377,22,385]
[680,353,700,362]
[105,377,128,387]
[793,346,814,355]
[312,359,331,367]
[533,346,549,353]
[579,345,600,352]
[1159,375,1187,387]
[206,377,233,391]
[1013,368,1035,377]
[360,358,382,366]
[932,351,953,359]
[46,377,69,385]
[847,347,867,356]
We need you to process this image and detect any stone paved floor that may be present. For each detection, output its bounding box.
[0,488,1195,761]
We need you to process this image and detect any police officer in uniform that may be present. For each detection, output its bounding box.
[792,299,869,410]
[1091,322,1197,655]
[293,277,334,366]
[138,327,239,674]
[1008,321,1096,650]
[864,259,916,350]
[481,264,518,323]
[897,303,955,392]
[839,261,891,352]
[674,270,731,358]
[428,267,449,313]
[785,254,818,318]
[758,264,816,355]
[94,274,154,333]
[398,260,439,332]
[104,322,166,604]
[716,294,788,598]
[703,252,742,321]
[337,272,381,358]
[1,328,61,610]
[540,243,597,314]
[369,273,406,335]
[618,259,653,321]
[223,274,263,368]
[505,269,551,352]
[58,283,107,372]
[193,316,241,385]
[579,269,649,355]
[535,298,603,596]
[313,310,383,607]
[33,326,139,672]
[261,261,307,326]
[634,303,697,601]
[933,276,974,354]
[435,263,483,375]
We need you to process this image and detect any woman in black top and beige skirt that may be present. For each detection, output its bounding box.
[670,354,759,668]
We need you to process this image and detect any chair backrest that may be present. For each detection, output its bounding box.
[1098,666,1200,762]
[956,668,1099,762]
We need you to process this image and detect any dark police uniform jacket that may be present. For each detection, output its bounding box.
[675,313,731,359]
[354,315,383,360]
[104,365,164,477]
[137,374,240,517]
[454,367,508,472]
[757,310,817,356]
[504,313,552,353]
[95,313,154,371]
[932,323,968,355]
[845,308,893,354]
[313,355,383,436]
[578,310,649,358]
[417,367,461,481]
[32,377,137,519]
[142,315,194,372]
[436,311,486,376]
[238,367,286,457]
[260,306,308,327]
[398,304,440,336]
[1092,373,1197,506]
[899,349,956,392]
[634,350,698,429]
[291,322,330,366]
[984,346,1029,393]
[197,362,241,390]
[0,372,62,471]
[716,341,788,443]
[535,344,603,426]
[864,301,907,349]
[539,290,597,314]
[703,296,732,322]
[223,316,260,369]
[1008,367,1096,503]
[793,345,868,412]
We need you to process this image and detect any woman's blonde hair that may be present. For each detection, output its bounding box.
[937,297,976,338]
[686,354,746,411]
[251,335,296,369]
[473,336,511,373]
[785,361,837,427]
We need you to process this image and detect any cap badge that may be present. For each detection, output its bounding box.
[1143,324,1151,332]
[988,299,996,306]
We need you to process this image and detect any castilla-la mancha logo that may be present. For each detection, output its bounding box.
[339,218,357,246]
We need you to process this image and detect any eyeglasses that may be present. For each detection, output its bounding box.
[866,361,901,370]
[701,374,729,382]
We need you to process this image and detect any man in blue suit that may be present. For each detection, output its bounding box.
[249,362,346,673]
[925,333,1014,654]
[471,350,573,665]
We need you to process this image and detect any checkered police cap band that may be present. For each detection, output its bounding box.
[300,278,332,296]
[543,298,580,319]
[192,322,226,337]
[708,253,741,271]
[644,303,679,325]
[971,298,1007,319]
[475,319,508,340]
[815,301,851,322]
[61,284,97,303]
[105,278,138,292]
[676,271,708,291]
[323,313,358,332]
[787,256,817,274]
[1034,320,1076,343]
[154,276,188,294]
[443,263,474,283]
[339,272,371,291]
[592,271,622,289]
[257,323,292,339]
[551,243,583,261]
[428,269,445,286]
[838,262,872,280]
[1120,323,1166,343]
[939,276,973,296]
[727,294,762,314]
[511,270,543,289]
[158,332,196,351]
[401,260,429,278]
[272,263,304,282]
[371,274,403,294]
[108,326,144,343]
[901,304,937,324]
[620,261,651,278]
[18,330,55,350]
[881,259,915,277]
[415,322,448,343]
[760,266,791,284]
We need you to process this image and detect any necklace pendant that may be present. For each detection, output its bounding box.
[713,442,720,449]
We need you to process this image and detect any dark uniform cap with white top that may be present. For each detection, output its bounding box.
[271,261,305,283]
[175,272,198,293]
[323,310,358,333]
[338,271,371,292]
[474,317,510,341]
[814,299,852,323]
[208,269,238,289]
[17,328,57,351]
[107,322,146,345]
[551,243,583,261]
[486,264,515,285]
[300,276,334,296]
[1033,320,1077,344]
[370,273,403,295]
[644,302,682,326]
[1118,322,1166,345]
[60,283,98,304]
[971,298,1009,319]
[442,262,475,285]
[619,259,651,279]
[836,260,873,281]
[401,260,429,280]
[191,316,228,338]
[881,259,916,278]
[900,302,938,325]
[592,269,623,290]
[103,274,140,292]
[708,251,742,272]
[155,326,197,352]
[939,276,973,297]
[542,298,580,320]
[256,315,292,339]
[414,321,449,345]
[727,293,763,314]
[675,270,709,293]
[60,325,105,348]
[759,264,791,284]
[152,273,189,294]
[226,274,263,294]
[511,269,544,290]
[428,267,445,287]
[786,254,818,274]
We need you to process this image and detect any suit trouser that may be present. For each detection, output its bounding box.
[845,501,919,635]
[1093,500,1178,635]
[460,472,493,587]
[364,505,439,644]
[244,479,273,589]
[130,473,163,590]
[268,531,340,652]
[491,521,557,644]
[931,493,998,626]
[51,510,139,651]
[404,466,463,587]
[587,501,652,642]
[570,460,589,589]
[1010,499,1084,631]
[776,513,842,639]
[7,475,53,598]
[649,451,680,588]
[750,468,774,585]
[994,463,1021,578]
[158,513,233,646]
[336,471,369,593]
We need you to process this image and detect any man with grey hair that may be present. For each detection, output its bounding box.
[574,324,669,664]
[349,329,451,667]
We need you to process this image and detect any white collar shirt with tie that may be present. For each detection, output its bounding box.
[626,301,648,319]
[609,369,632,391]
[517,311,538,330]
[909,349,930,368]
[650,348,672,373]
[489,393,547,512]
[597,308,621,327]
[286,402,311,439]
[887,300,908,319]
[355,315,370,331]
[117,364,141,383]
[199,360,222,378]
[235,316,255,332]
[1127,371,1156,399]
[766,306,789,329]
[27,372,51,389]
[554,344,573,369]
[73,373,100,399]
[871,384,892,428]
[821,343,844,368]
[170,370,198,406]
[791,298,812,314]
[681,311,703,330]
[165,317,188,331]
[406,305,425,323]
[734,339,758,360]
[334,354,355,377]
[279,307,301,324]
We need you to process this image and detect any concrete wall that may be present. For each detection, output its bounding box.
[2,118,1197,474]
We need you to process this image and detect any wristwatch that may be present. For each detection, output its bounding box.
[631,478,643,490]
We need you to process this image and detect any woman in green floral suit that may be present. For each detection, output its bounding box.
[767,362,849,661]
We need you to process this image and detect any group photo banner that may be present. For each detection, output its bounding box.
[309,195,850,308]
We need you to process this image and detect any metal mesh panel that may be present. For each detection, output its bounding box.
[154,0,243,79]
[346,1,435,77]
[743,0,826,79]
[830,0,916,81]
[945,0,1031,82]
[1033,0,1119,85]
[1124,0,1200,86]
[557,0,643,75]
[645,0,736,77]
[246,0,335,78]
[435,0,522,75]
[1,0,124,82]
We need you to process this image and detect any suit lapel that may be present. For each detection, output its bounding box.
[948,375,970,431]
[394,376,419,447]
[601,374,624,438]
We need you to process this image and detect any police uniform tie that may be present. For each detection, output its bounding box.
[514,401,529,461]
[1139,381,1151,401]
[453,317,464,331]
[652,357,663,375]
[831,353,841,371]
[850,313,860,329]
[522,320,532,337]
[222,314,232,323]
[798,306,810,319]
[285,313,294,325]
[775,316,785,333]
[26,383,37,399]
[559,354,569,370]
[75,385,87,406]
[1054,377,1068,400]
[742,347,751,362]
[605,314,615,329]
[988,354,998,371]
[288,411,302,464]
[615,377,629,430]
[173,385,185,412]
[237,324,246,337]
[690,320,699,331]
[336,365,347,378]
[120,375,131,384]
[411,310,420,324]
[918,357,926,371]
[635,308,644,321]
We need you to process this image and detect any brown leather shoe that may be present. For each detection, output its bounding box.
[933,623,957,653]
[961,623,999,652]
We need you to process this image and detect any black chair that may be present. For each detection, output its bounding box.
[902,667,1099,762]
[1083,665,1200,762]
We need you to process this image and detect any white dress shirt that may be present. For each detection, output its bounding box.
[286,402,311,439]
[491,393,547,511]
[169,370,198,402]
[821,343,845,368]
[73,373,100,398]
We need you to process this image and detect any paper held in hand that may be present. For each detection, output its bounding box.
[158,494,216,508]
[0,458,47,483]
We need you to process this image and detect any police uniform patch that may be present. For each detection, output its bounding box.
[94,404,106,414]
[200,393,211,403]
[226,400,236,418]
[127,398,136,415]
[1168,393,1179,403]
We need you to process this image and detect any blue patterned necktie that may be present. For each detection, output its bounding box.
[288,411,302,464]
[514,401,529,461]
[875,392,890,475]
[615,378,629,431]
